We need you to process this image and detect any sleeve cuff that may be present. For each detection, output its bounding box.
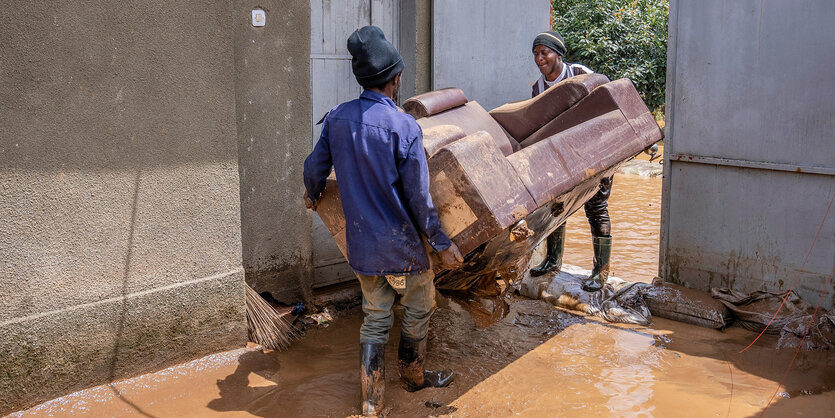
[427,232,452,253]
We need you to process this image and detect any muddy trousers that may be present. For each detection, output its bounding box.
[551,175,613,240]
[356,270,436,345]
[583,176,613,237]
[536,176,613,273]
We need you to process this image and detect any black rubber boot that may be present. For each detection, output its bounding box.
[360,343,385,417]
[582,236,611,292]
[530,224,565,277]
[398,334,454,392]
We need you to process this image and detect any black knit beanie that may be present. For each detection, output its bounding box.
[347,26,404,88]
[532,30,567,57]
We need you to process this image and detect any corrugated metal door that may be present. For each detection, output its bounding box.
[310,0,401,288]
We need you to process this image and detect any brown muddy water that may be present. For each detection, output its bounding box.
[561,172,663,284]
[14,302,835,417]
[11,161,835,417]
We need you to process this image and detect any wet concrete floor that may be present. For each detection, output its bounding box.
[11,166,835,417]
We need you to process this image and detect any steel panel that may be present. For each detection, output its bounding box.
[662,0,835,309]
[668,0,835,167]
[432,0,550,111]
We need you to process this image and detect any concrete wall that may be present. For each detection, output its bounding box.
[0,1,246,413]
[431,0,551,110]
[415,0,433,95]
[661,0,835,308]
[233,1,313,304]
[399,0,433,98]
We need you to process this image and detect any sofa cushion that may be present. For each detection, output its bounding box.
[506,140,573,207]
[509,110,640,205]
[547,110,645,183]
[520,78,661,148]
[489,73,609,142]
[416,101,519,157]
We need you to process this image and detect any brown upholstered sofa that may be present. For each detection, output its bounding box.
[316,74,662,290]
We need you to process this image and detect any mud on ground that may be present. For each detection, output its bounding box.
[15,293,835,417]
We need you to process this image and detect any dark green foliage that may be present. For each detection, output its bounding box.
[552,0,668,111]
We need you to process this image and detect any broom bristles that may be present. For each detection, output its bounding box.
[245,283,298,350]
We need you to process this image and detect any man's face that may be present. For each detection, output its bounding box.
[533,44,562,77]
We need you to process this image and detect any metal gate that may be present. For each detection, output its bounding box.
[661,0,835,309]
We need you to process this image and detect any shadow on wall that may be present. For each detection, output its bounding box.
[105,169,156,418]
[0,0,237,173]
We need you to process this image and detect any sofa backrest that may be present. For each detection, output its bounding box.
[519,78,657,148]
[489,73,609,142]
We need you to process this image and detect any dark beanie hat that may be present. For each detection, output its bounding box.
[347,26,404,88]
[532,30,567,56]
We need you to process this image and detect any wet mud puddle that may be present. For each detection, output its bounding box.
[562,172,663,284]
[12,167,835,417]
[15,301,835,417]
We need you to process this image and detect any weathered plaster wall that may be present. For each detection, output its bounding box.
[0,1,245,413]
[233,1,313,304]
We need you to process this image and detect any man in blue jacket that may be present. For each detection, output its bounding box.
[303,26,462,416]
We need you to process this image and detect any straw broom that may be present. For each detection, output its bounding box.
[245,283,298,350]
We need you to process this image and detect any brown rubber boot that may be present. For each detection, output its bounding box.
[397,334,454,392]
[360,343,385,417]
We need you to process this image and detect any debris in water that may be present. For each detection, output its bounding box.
[306,308,334,327]
[644,282,731,329]
[519,264,652,325]
[291,302,306,316]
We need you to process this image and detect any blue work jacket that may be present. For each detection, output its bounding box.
[303,90,451,276]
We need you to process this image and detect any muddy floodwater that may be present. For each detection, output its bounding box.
[12,163,835,417]
[15,302,835,417]
[562,172,663,284]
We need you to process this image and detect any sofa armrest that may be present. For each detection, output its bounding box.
[422,125,467,158]
[428,131,536,255]
[404,88,468,119]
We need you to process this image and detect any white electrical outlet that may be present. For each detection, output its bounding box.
[252,9,265,27]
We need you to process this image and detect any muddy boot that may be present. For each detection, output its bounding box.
[398,334,454,392]
[582,236,611,292]
[360,343,385,417]
[530,224,565,277]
